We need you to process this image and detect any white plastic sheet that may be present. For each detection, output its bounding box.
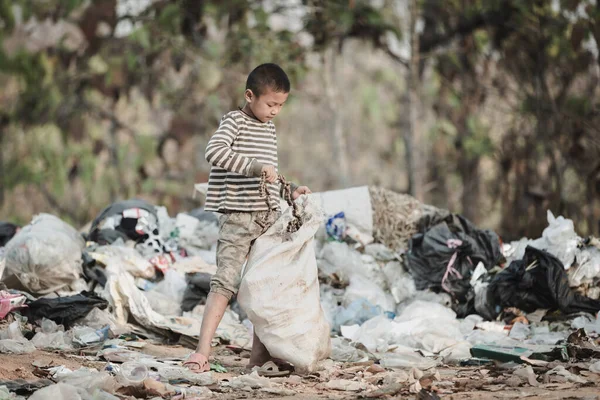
[316,186,373,239]
[345,301,467,357]
[239,196,331,373]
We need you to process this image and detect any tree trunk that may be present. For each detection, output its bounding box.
[323,48,350,188]
[407,0,423,200]
[0,120,5,206]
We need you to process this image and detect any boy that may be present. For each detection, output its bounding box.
[184,63,311,373]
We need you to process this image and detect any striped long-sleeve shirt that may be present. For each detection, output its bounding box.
[204,110,282,212]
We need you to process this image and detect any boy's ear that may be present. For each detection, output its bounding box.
[244,89,255,103]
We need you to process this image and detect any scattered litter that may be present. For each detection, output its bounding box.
[228,371,272,389]
[260,387,297,396]
[546,366,588,384]
[325,379,369,392]
[589,360,600,374]
[513,365,539,386]
[2,188,599,399]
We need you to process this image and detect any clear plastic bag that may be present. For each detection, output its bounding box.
[150,269,187,303]
[0,321,35,354]
[4,214,84,294]
[31,331,73,350]
[28,383,90,400]
[57,369,118,393]
[330,337,369,362]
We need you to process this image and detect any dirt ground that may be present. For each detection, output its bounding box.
[1,344,599,399]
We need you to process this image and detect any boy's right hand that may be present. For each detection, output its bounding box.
[262,165,278,183]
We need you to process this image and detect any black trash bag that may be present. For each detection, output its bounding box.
[89,199,157,244]
[23,291,108,328]
[488,246,600,317]
[0,222,19,247]
[0,379,53,395]
[406,214,503,307]
[81,252,107,288]
[181,272,212,312]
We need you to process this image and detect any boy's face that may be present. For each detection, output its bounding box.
[245,88,289,123]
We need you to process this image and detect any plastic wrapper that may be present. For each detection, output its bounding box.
[72,326,110,346]
[377,345,440,370]
[382,261,416,305]
[88,245,155,279]
[77,308,127,337]
[330,337,369,362]
[572,314,600,334]
[4,214,84,294]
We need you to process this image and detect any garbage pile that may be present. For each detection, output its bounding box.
[317,188,600,382]
[0,186,598,399]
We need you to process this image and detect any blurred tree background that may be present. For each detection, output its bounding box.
[0,0,599,239]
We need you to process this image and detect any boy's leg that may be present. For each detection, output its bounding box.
[194,291,229,359]
[248,331,271,367]
[185,212,255,372]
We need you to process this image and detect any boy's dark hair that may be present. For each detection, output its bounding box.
[246,63,290,97]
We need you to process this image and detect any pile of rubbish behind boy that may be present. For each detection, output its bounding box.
[0,186,600,399]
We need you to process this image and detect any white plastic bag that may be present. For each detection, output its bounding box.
[238,196,331,373]
[541,211,579,268]
[4,214,84,294]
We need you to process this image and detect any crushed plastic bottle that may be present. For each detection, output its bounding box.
[72,326,110,346]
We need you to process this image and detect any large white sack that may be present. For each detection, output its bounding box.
[4,214,83,293]
[238,195,331,373]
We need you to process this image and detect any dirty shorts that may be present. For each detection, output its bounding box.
[210,210,281,300]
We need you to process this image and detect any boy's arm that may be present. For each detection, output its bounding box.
[205,115,263,177]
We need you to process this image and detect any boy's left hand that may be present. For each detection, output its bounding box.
[292,186,312,200]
